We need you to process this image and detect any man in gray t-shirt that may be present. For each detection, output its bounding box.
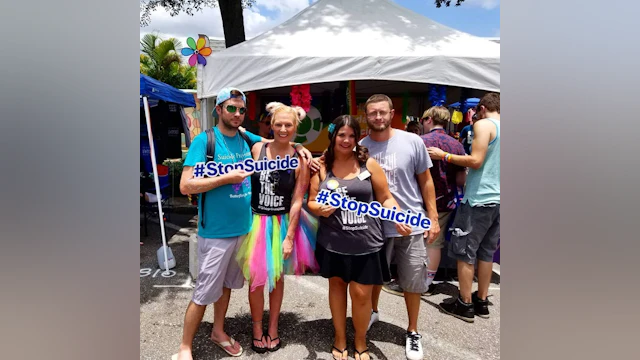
[361,129,433,237]
[359,94,440,360]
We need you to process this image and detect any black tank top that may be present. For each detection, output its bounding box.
[250,144,298,216]
[316,163,385,255]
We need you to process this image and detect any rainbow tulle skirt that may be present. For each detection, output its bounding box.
[237,209,319,293]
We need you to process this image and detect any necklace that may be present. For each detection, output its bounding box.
[220,130,244,162]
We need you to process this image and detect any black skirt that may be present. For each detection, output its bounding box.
[315,244,391,285]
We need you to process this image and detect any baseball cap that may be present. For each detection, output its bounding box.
[259,112,272,124]
[215,87,246,106]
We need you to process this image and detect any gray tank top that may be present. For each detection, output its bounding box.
[316,163,385,255]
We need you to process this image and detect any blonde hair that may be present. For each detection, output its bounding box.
[422,106,450,127]
[265,102,306,126]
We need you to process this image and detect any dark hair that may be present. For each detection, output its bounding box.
[478,92,500,113]
[323,115,369,171]
[406,121,423,135]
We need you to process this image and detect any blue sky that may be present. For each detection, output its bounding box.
[393,0,500,37]
[140,0,500,47]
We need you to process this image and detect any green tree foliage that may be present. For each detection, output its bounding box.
[140,33,197,89]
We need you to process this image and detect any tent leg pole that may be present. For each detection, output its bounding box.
[143,96,171,274]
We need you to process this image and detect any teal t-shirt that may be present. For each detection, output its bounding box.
[184,128,262,239]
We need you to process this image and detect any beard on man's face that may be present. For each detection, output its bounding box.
[367,117,392,132]
[218,104,245,129]
[220,114,242,129]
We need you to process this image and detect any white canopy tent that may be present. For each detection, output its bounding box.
[197,0,500,100]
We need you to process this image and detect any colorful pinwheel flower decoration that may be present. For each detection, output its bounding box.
[181,37,212,66]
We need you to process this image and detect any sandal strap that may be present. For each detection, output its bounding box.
[253,334,268,346]
[253,334,267,342]
[332,346,347,360]
[332,345,347,353]
[266,334,280,343]
[355,348,370,360]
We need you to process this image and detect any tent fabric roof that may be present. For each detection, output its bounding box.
[198,0,500,99]
[140,74,196,107]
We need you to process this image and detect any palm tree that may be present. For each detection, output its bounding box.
[140,33,196,89]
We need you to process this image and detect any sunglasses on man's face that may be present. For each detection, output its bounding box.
[225,105,246,115]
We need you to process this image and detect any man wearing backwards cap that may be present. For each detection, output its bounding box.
[176,87,315,359]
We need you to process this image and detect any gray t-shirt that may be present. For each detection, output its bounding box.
[360,129,433,237]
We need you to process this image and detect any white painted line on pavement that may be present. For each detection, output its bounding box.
[153,277,193,289]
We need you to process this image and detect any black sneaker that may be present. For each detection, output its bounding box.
[439,297,475,323]
[472,291,490,318]
[422,283,437,296]
[382,280,404,297]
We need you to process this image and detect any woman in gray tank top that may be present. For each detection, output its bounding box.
[307,115,412,360]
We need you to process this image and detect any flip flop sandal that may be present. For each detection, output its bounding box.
[212,337,243,357]
[331,346,347,360]
[251,334,268,354]
[355,348,371,360]
[266,334,281,352]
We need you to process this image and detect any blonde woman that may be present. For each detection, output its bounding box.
[236,102,319,353]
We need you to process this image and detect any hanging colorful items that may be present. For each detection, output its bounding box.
[181,36,212,66]
[345,81,357,115]
[290,84,312,112]
[451,110,463,124]
[428,84,448,106]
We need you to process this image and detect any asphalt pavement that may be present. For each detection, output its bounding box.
[140,215,500,360]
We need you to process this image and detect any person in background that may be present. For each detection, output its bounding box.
[405,121,423,135]
[459,111,476,155]
[454,170,466,206]
[427,92,500,323]
[419,106,466,296]
[257,112,274,140]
